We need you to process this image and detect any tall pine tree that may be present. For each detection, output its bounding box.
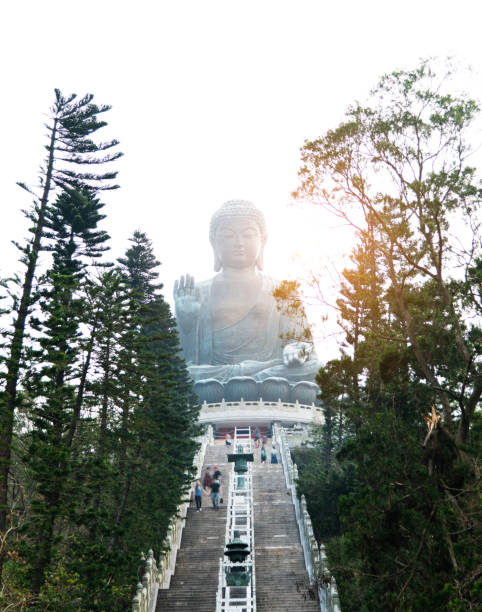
[113,231,200,557]
[0,91,121,576]
[23,188,111,593]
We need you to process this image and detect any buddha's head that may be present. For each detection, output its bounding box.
[209,200,267,272]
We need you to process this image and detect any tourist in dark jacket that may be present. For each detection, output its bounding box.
[254,427,260,448]
[202,467,212,491]
[210,478,221,510]
[261,445,267,464]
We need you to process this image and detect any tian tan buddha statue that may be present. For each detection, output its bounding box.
[174,200,321,393]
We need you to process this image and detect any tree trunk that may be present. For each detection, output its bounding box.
[108,444,141,553]
[89,332,112,537]
[65,318,98,450]
[0,120,57,578]
[388,264,453,425]
[31,490,60,594]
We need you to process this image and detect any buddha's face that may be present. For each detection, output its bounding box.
[214,218,263,270]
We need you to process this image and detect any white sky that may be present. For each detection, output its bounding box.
[2,0,482,361]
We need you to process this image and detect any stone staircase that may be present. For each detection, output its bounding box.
[155,441,319,611]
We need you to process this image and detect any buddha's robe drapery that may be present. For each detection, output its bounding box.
[177,274,320,383]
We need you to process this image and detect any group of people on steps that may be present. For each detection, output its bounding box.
[253,427,278,466]
[194,465,222,511]
[194,429,278,512]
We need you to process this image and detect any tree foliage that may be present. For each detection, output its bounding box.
[293,60,481,611]
[0,89,122,581]
[0,93,199,610]
[296,58,481,442]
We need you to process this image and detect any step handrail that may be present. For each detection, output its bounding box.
[273,424,341,612]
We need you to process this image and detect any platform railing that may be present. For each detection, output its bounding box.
[132,425,214,612]
[199,399,323,427]
[273,424,341,612]
[202,399,320,411]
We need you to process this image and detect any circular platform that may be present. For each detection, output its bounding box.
[198,399,323,427]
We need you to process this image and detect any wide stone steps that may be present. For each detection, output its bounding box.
[253,461,320,611]
[155,442,319,611]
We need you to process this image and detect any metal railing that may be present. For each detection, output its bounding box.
[132,425,214,612]
[273,424,341,612]
[216,427,256,612]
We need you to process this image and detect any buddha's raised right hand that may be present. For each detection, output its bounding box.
[174,274,201,330]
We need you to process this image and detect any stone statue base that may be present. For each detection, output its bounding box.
[194,376,320,405]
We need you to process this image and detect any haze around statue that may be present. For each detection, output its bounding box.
[174,200,321,386]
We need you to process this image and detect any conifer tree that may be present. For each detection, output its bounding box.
[22,188,111,593]
[112,231,200,557]
[45,231,200,610]
[58,270,133,609]
[0,91,121,575]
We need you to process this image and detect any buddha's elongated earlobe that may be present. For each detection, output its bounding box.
[256,249,264,271]
[214,253,222,272]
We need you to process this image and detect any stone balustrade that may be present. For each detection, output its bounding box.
[132,425,214,612]
[199,399,323,426]
[132,550,158,612]
[273,424,341,612]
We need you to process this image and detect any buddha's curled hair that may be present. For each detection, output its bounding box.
[209,200,268,247]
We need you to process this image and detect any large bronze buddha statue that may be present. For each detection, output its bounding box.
[174,200,320,386]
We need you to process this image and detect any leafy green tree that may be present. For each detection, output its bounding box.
[326,410,480,611]
[294,59,481,610]
[0,90,121,576]
[296,59,481,443]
